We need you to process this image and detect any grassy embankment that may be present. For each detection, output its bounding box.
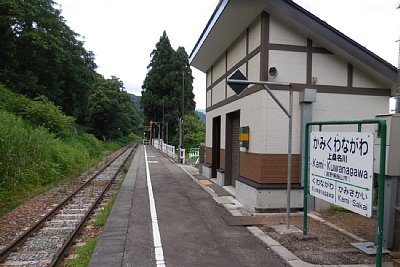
[0,85,139,216]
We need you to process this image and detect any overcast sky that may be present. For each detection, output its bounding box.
[55,0,399,110]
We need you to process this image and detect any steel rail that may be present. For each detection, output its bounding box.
[0,142,137,263]
[51,142,138,266]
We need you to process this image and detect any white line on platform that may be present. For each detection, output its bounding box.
[144,147,166,267]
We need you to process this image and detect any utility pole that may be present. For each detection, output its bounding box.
[166,122,169,144]
[395,3,400,112]
[162,98,165,140]
[178,118,182,163]
[181,71,185,150]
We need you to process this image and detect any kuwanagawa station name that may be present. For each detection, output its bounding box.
[312,158,368,179]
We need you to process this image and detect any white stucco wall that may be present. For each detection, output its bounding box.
[206,90,212,108]
[263,91,389,154]
[248,16,261,53]
[205,90,389,155]
[212,80,225,105]
[205,111,212,147]
[206,90,268,154]
[269,16,307,46]
[268,50,307,84]
[312,53,347,86]
[204,11,391,158]
[353,67,384,88]
[265,90,301,154]
[313,93,389,124]
[248,52,260,82]
[227,32,247,70]
[213,54,226,82]
[206,69,212,88]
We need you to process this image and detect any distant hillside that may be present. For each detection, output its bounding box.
[196,110,206,123]
[129,94,143,117]
[131,93,204,123]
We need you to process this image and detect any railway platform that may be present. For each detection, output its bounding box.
[88,144,286,267]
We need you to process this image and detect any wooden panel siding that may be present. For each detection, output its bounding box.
[240,152,300,184]
[206,147,225,169]
[205,147,212,165]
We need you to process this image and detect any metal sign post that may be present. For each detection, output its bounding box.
[227,70,293,229]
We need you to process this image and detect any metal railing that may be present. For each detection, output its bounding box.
[188,148,200,164]
[152,139,184,163]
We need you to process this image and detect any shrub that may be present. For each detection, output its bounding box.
[0,110,102,214]
[0,86,75,137]
[0,110,57,189]
[24,95,75,137]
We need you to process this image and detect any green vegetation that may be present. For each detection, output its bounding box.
[92,196,116,228]
[0,85,75,137]
[0,87,138,216]
[0,0,97,122]
[196,110,206,123]
[326,204,352,214]
[87,76,142,140]
[0,0,142,139]
[0,1,143,215]
[65,237,99,267]
[182,113,205,149]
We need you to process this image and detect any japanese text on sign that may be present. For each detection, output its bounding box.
[309,131,374,217]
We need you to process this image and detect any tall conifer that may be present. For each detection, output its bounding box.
[141,31,195,145]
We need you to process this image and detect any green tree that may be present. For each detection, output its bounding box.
[88,76,139,140]
[0,0,97,122]
[141,31,195,146]
[181,112,205,149]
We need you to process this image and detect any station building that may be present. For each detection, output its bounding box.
[190,0,398,212]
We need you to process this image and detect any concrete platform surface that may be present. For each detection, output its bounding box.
[89,145,286,267]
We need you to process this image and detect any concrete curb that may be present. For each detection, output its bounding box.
[177,163,393,267]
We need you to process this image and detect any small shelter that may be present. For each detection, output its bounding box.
[190,0,398,211]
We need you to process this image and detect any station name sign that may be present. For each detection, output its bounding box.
[309,131,374,217]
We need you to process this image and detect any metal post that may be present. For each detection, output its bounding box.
[149,121,153,146]
[303,124,310,235]
[300,99,315,211]
[227,78,293,229]
[162,98,165,140]
[158,125,161,150]
[377,121,387,267]
[166,122,169,144]
[286,85,293,229]
[178,118,182,163]
[383,176,398,249]
[182,72,185,149]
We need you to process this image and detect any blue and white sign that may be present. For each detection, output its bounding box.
[309,131,374,217]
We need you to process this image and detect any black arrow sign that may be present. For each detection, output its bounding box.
[227,69,249,96]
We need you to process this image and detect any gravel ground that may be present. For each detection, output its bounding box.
[0,148,124,250]
[257,211,392,265]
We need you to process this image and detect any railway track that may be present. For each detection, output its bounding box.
[0,142,138,267]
